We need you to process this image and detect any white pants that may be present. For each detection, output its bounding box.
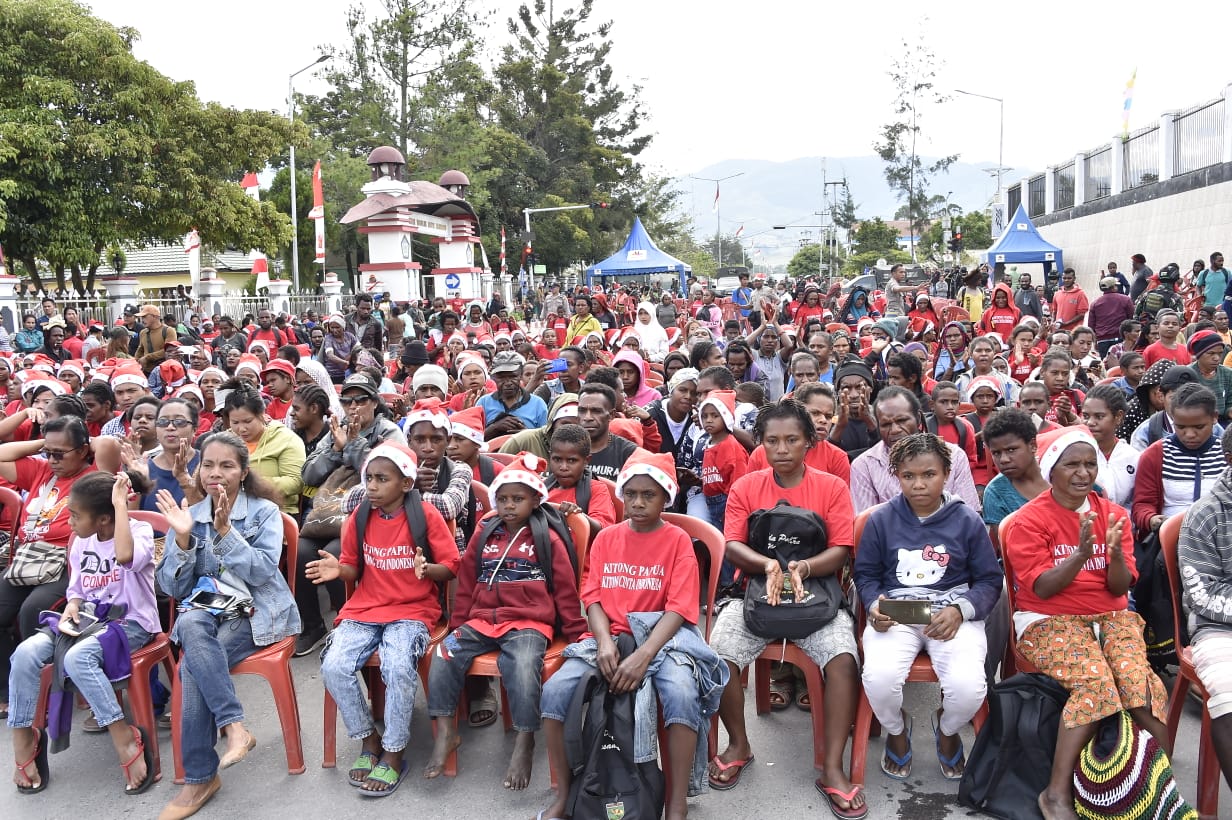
[1192,630,1232,720]
[860,620,988,737]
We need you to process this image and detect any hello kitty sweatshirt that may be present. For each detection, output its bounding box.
[854,494,1003,622]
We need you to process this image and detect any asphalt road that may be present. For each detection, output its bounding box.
[1,652,1225,820]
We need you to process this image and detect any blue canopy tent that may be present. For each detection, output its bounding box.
[985,203,1064,280]
[585,216,691,291]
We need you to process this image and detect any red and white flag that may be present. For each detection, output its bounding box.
[734,224,744,238]
[500,226,507,276]
[184,229,200,253]
[712,183,720,213]
[309,161,325,264]
[240,173,260,201]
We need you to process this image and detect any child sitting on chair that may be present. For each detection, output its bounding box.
[545,423,618,529]
[307,442,459,798]
[446,405,503,486]
[424,452,585,789]
[698,390,748,532]
[538,451,729,820]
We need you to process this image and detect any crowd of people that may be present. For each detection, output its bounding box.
[1,255,1231,820]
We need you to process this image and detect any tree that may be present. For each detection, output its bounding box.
[873,35,957,262]
[844,217,910,276]
[831,185,859,231]
[0,0,294,293]
[920,208,993,263]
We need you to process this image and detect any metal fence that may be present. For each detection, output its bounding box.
[16,293,111,327]
[1055,162,1075,210]
[1007,183,1021,215]
[1174,98,1225,175]
[1085,146,1112,201]
[1122,126,1160,189]
[1027,174,1046,217]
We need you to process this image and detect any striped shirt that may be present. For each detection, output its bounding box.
[1158,436,1226,517]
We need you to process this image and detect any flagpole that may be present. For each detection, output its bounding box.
[690,172,744,270]
[287,55,329,293]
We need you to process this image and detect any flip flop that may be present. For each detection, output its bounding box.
[359,759,408,798]
[814,780,869,820]
[348,750,379,787]
[880,712,913,780]
[707,753,754,791]
[931,709,965,781]
[16,727,49,795]
[468,690,499,728]
[121,725,156,795]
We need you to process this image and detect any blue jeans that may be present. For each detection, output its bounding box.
[541,648,704,733]
[7,622,152,729]
[427,625,548,732]
[175,610,258,784]
[320,619,428,753]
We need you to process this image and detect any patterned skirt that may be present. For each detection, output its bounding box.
[1018,610,1168,730]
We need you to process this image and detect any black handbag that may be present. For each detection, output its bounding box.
[742,501,845,640]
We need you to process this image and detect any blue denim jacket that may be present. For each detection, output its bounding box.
[156,491,301,646]
[562,611,729,797]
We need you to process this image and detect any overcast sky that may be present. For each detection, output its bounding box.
[88,0,1227,181]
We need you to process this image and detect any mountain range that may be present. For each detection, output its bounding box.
[675,156,1034,260]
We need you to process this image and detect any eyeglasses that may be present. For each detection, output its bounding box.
[338,395,373,407]
[41,448,81,461]
[155,418,195,429]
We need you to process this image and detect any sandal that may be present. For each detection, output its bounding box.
[359,759,408,798]
[707,753,754,791]
[121,725,156,795]
[768,676,795,711]
[880,712,913,780]
[348,750,379,787]
[931,709,965,781]
[814,780,869,820]
[795,687,812,712]
[468,689,499,728]
[16,728,49,795]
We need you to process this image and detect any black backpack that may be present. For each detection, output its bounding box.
[543,473,593,516]
[742,501,846,639]
[958,673,1070,820]
[1133,530,1186,668]
[926,412,969,452]
[351,489,429,583]
[564,634,664,820]
[472,506,579,598]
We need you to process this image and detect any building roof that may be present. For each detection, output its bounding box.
[96,244,258,277]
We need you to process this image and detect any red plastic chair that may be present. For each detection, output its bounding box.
[438,506,592,780]
[169,512,306,783]
[847,508,989,784]
[998,510,1040,677]
[322,521,458,768]
[33,633,174,781]
[487,452,518,466]
[0,485,22,562]
[471,480,491,518]
[487,434,513,452]
[1161,513,1221,820]
[596,476,623,522]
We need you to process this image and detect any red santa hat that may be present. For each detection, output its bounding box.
[159,359,188,390]
[488,451,548,505]
[616,450,679,506]
[199,366,227,384]
[449,405,487,450]
[30,355,57,375]
[455,352,488,380]
[698,389,737,432]
[174,383,205,405]
[57,360,86,383]
[247,339,270,355]
[362,441,418,486]
[404,397,451,433]
[963,375,1003,403]
[22,375,69,398]
[1036,424,1098,482]
[110,365,148,391]
[235,354,262,377]
[665,327,682,348]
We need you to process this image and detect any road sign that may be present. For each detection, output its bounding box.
[444,273,461,289]
[533,265,547,275]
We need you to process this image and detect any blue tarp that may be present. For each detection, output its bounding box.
[585,216,691,290]
[985,203,1064,271]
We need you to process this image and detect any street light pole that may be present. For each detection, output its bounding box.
[690,172,744,273]
[954,89,1006,199]
[288,55,329,292]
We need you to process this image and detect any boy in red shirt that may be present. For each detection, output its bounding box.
[261,359,296,422]
[1142,309,1191,366]
[929,381,979,474]
[699,389,749,532]
[963,376,1002,497]
[545,423,618,529]
[538,451,728,820]
[424,452,585,789]
[533,327,561,362]
[307,442,460,796]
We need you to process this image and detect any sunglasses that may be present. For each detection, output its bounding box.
[42,447,82,461]
[155,418,195,429]
[339,395,373,407]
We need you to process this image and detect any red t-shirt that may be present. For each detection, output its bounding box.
[725,467,855,549]
[1008,352,1036,384]
[1142,341,1192,367]
[702,434,749,498]
[1044,387,1086,425]
[61,335,84,359]
[1051,287,1089,327]
[979,307,1019,339]
[15,457,97,548]
[935,417,979,473]
[266,396,292,422]
[337,503,460,626]
[248,328,290,350]
[746,440,851,484]
[534,345,560,361]
[1005,492,1136,616]
[580,520,699,636]
[548,481,617,528]
[468,459,505,483]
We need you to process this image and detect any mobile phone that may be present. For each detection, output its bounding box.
[184,589,237,611]
[877,599,933,625]
[545,357,569,375]
[57,611,100,636]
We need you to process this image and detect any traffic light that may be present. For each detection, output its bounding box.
[948,226,963,254]
[590,202,609,210]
